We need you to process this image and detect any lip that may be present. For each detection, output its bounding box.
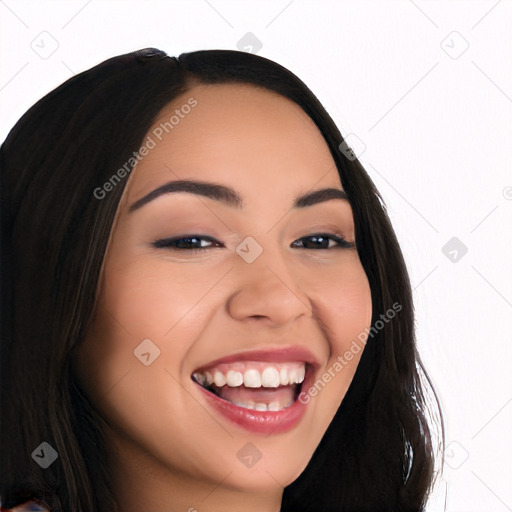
[192,351,317,435]
[193,346,319,373]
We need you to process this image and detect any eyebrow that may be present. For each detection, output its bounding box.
[128,179,348,213]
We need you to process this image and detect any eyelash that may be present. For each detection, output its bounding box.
[152,233,355,252]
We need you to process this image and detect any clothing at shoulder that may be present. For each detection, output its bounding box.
[1,500,49,511]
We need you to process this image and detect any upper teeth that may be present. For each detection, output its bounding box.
[193,362,306,388]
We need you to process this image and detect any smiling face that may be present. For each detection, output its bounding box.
[74,82,372,511]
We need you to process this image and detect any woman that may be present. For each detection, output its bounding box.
[0,48,443,511]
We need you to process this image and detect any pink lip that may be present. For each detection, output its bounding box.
[194,346,319,372]
[193,363,316,435]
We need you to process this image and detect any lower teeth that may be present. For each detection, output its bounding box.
[230,399,293,412]
[206,387,295,411]
[196,379,300,412]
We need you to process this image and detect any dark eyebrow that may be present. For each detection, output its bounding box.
[128,179,348,213]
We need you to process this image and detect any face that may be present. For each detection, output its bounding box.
[74,83,372,508]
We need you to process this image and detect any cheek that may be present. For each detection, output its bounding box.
[99,256,226,338]
[77,256,230,399]
[306,254,372,346]
[300,256,372,415]
[74,260,217,464]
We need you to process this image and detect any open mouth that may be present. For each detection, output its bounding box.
[192,361,307,412]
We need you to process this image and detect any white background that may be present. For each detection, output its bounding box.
[1,1,511,510]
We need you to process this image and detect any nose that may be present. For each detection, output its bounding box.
[226,247,312,327]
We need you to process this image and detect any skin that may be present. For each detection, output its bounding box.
[74,83,372,512]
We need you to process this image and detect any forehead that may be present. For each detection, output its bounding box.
[124,83,342,206]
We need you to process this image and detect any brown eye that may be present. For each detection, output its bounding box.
[291,233,355,250]
[153,235,223,251]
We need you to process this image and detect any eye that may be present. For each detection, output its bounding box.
[153,233,354,253]
[291,233,355,250]
[152,235,223,252]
